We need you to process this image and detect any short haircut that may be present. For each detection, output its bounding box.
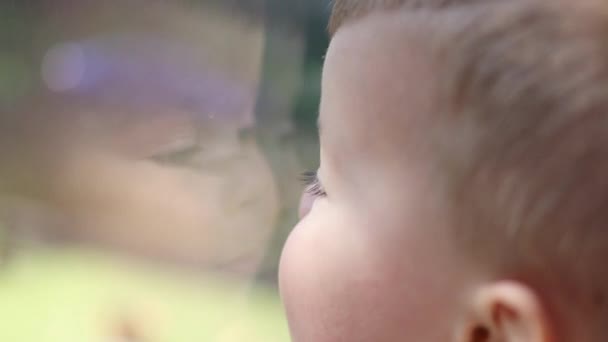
[328,0,608,331]
[329,0,489,36]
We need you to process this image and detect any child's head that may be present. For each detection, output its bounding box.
[279,0,608,341]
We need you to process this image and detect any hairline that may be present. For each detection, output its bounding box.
[329,0,405,37]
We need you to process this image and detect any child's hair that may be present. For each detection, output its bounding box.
[329,0,489,36]
[330,0,608,333]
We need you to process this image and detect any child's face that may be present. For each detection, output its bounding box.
[279,13,474,342]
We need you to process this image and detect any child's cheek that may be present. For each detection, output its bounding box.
[279,205,401,341]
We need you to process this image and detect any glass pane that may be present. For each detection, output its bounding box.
[0,1,328,341]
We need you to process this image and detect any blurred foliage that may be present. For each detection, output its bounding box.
[0,247,288,341]
[291,0,329,133]
[0,3,36,109]
[0,53,33,108]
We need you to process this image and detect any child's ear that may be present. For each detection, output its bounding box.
[457,281,553,342]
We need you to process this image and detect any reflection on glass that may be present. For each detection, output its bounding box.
[0,0,321,340]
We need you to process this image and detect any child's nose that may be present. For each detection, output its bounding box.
[298,191,315,220]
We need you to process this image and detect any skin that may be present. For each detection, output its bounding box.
[279,12,470,342]
[279,10,557,342]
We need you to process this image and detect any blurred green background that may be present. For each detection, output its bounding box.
[0,247,288,341]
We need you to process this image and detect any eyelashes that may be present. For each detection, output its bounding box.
[300,170,327,197]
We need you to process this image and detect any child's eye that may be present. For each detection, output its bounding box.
[300,170,327,197]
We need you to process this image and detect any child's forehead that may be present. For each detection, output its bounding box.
[320,12,438,164]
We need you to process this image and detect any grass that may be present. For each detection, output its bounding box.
[0,247,289,342]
